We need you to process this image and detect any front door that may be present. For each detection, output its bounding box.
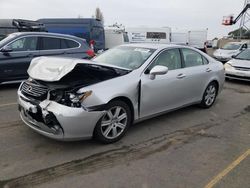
[0,36,39,82]
[140,48,188,118]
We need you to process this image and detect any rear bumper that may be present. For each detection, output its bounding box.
[18,89,105,141]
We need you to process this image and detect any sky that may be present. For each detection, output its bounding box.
[0,0,246,39]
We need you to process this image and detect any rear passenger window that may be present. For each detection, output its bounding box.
[42,37,60,50]
[65,39,79,48]
[182,48,204,67]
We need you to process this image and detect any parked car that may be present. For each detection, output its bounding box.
[213,42,248,63]
[38,18,105,52]
[224,48,250,81]
[0,19,45,41]
[17,44,224,143]
[0,32,94,84]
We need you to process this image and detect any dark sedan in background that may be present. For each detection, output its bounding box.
[0,32,95,84]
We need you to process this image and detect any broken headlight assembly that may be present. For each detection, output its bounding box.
[67,90,92,107]
[49,89,92,108]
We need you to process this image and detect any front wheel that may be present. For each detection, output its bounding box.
[94,100,132,144]
[200,82,218,108]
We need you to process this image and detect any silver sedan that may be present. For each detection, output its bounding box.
[224,49,250,81]
[17,44,225,143]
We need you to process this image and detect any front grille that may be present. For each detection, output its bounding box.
[233,66,250,71]
[21,81,48,100]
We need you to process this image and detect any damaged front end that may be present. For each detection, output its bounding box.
[18,57,130,140]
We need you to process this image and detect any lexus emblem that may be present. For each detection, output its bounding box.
[27,86,32,92]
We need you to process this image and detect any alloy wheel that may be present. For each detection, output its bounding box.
[101,106,128,139]
[204,85,216,106]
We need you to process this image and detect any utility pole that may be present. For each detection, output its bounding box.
[239,0,250,39]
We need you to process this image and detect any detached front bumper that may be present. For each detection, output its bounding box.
[18,90,105,141]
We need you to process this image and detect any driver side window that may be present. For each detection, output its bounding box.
[148,49,182,71]
[7,37,38,52]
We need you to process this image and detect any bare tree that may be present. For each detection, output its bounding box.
[95,7,104,24]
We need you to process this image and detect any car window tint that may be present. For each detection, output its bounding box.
[151,49,182,71]
[42,37,60,50]
[61,39,68,49]
[7,37,38,51]
[182,48,203,67]
[66,39,79,48]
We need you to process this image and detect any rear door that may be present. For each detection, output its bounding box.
[179,48,211,103]
[39,36,63,57]
[0,36,39,81]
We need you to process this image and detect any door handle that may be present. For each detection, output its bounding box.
[177,73,186,79]
[206,68,212,72]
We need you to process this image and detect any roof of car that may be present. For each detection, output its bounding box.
[120,43,189,50]
[9,32,85,40]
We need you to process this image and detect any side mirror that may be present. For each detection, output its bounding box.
[231,55,236,58]
[0,46,12,53]
[241,46,247,50]
[149,65,168,80]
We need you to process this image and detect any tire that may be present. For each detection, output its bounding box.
[200,82,218,108]
[94,100,132,144]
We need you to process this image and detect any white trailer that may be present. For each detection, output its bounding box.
[104,26,129,49]
[187,29,208,50]
[171,32,188,45]
[126,27,171,44]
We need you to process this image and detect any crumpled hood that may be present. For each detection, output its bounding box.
[28,57,82,81]
[27,56,130,83]
[214,49,239,57]
[227,58,250,68]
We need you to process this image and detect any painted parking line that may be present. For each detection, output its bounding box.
[204,149,250,188]
[0,102,17,108]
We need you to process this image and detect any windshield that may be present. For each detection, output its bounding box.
[221,43,241,50]
[93,46,156,70]
[235,49,250,61]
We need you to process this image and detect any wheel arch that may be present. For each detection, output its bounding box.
[108,96,135,124]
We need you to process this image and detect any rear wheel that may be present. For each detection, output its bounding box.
[94,100,132,144]
[200,82,218,108]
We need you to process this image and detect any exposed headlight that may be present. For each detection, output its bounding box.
[224,63,234,70]
[68,90,92,107]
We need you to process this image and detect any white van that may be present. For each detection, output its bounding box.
[126,27,171,44]
[104,27,129,49]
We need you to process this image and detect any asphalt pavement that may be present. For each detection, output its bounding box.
[0,80,249,188]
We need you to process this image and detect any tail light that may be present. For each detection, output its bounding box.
[86,49,95,57]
